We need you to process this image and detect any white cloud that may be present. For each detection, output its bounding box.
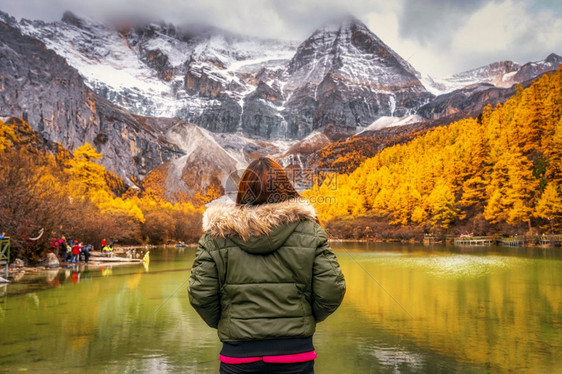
[0,0,560,78]
[448,0,562,71]
[366,11,423,67]
[366,9,459,77]
[380,0,562,77]
[453,0,530,56]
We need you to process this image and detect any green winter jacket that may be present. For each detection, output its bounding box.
[188,200,346,342]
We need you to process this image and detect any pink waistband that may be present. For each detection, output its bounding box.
[219,355,262,364]
[219,351,317,364]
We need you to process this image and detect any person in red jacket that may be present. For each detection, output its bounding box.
[101,238,106,249]
[71,241,81,263]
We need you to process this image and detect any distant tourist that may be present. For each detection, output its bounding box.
[101,238,106,249]
[81,243,92,263]
[189,157,346,374]
[103,244,113,257]
[59,237,68,261]
[0,232,5,239]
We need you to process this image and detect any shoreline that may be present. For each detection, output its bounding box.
[329,236,561,248]
[7,250,146,276]
[5,238,560,278]
[9,258,143,274]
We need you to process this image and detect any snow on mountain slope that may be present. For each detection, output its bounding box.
[422,61,520,95]
[19,14,178,117]
[423,54,561,95]
[14,11,434,139]
[280,15,431,136]
[17,12,297,119]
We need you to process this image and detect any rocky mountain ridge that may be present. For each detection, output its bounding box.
[423,53,562,95]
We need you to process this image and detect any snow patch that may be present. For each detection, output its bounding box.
[502,71,517,82]
[358,115,424,134]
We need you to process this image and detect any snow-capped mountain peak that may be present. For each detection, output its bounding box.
[286,15,421,89]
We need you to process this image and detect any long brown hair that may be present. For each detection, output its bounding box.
[236,158,301,205]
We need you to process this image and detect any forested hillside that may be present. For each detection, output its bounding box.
[0,118,202,262]
[304,68,562,238]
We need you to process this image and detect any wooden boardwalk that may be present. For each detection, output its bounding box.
[497,237,525,247]
[538,234,562,247]
[89,255,142,263]
[453,236,493,246]
[453,234,561,248]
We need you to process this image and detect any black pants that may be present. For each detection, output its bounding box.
[220,360,314,374]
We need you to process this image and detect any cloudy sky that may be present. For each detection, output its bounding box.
[0,0,560,77]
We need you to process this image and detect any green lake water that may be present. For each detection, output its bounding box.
[0,243,561,373]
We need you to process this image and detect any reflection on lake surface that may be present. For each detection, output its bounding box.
[0,243,560,373]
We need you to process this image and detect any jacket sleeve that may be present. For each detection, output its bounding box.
[188,238,221,328]
[311,223,346,322]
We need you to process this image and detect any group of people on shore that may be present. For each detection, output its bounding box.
[51,236,93,263]
[50,237,116,263]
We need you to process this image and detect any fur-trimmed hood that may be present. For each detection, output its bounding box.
[202,199,317,254]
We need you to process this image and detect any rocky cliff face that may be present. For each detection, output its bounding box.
[0,13,95,149]
[237,16,435,140]
[0,12,182,180]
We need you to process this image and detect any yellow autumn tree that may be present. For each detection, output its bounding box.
[504,152,537,226]
[67,143,108,195]
[544,117,562,188]
[427,180,464,228]
[458,120,490,209]
[65,143,145,224]
[535,183,562,232]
